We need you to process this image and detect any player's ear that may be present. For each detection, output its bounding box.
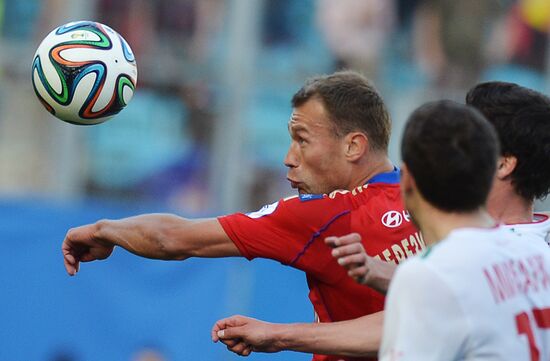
[496,155,517,179]
[400,163,414,195]
[400,163,418,198]
[400,163,419,213]
[345,132,368,161]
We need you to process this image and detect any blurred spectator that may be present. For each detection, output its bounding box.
[97,0,224,87]
[507,0,550,72]
[316,0,395,78]
[395,0,422,30]
[135,82,215,213]
[412,0,502,88]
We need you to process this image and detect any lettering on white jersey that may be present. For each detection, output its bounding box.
[246,201,279,219]
[483,254,550,304]
[374,231,426,264]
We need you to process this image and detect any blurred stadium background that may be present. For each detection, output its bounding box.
[0,0,549,360]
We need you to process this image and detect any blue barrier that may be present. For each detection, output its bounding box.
[0,198,311,361]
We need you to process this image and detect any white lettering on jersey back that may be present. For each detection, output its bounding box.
[246,201,279,219]
[374,231,426,264]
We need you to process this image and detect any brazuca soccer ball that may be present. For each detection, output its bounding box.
[32,20,138,125]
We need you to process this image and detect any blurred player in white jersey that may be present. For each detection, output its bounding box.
[380,100,550,361]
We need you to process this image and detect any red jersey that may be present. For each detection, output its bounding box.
[218,169,422,361]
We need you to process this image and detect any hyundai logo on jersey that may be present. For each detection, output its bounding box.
[382,211,403,228]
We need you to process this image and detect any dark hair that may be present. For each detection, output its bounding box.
[466,81,550,201]
[291,70,391,152]
[401,100,499,212]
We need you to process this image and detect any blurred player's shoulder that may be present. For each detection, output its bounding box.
[503,212,550,246]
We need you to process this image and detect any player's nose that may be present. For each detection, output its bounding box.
[284,143,299,168]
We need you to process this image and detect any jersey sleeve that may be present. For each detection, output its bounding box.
[379,259,469,361]
[218,195,351,265]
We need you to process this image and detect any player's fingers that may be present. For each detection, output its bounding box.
[211,324,221,342]
[241,346,253,357]
[212,315,247,342]
[65,226,89,242]
[336,253,367,268]
[332,242,365,258]
[62,250,78,276]
[227,341,250,355]
[64,252,76,265]
[348,266,369,283]
[212,318,230,342]
[325,236,339,248]
[219,338,239,347]
[80,253,97,262]
[63,259,77,276]
[217,325,246,340]
[329,233,362,247]
[62,241,77,262]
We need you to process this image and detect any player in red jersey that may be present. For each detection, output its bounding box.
[61,71,420,361]
[211,82,550,358]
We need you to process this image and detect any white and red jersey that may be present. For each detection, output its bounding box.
[503,212,550,246]
[219,169,421,361]
[380,226,550,361]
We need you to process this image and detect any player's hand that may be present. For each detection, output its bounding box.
[212,315,282,355]
[325,233,371,284]
[325,233,396,294]
[62,222,115,276]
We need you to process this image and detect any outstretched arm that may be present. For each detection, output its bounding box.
[326,233,397,294]
[62,214,239,275]
[211,311,383,357]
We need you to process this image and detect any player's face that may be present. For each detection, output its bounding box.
[284,98,350,194]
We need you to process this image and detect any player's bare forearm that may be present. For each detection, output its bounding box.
[274,312,382,357]
[214,312,383,357]
[94,214,236,259]
[62,214,239,275]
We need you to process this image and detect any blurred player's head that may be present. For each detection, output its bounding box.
[285,70,391,194]
[400,100,499,222]
[466,82,550,208]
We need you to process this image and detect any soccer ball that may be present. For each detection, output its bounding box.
[31,21,138,125]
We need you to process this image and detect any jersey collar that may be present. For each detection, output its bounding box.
[366,166,400,185]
